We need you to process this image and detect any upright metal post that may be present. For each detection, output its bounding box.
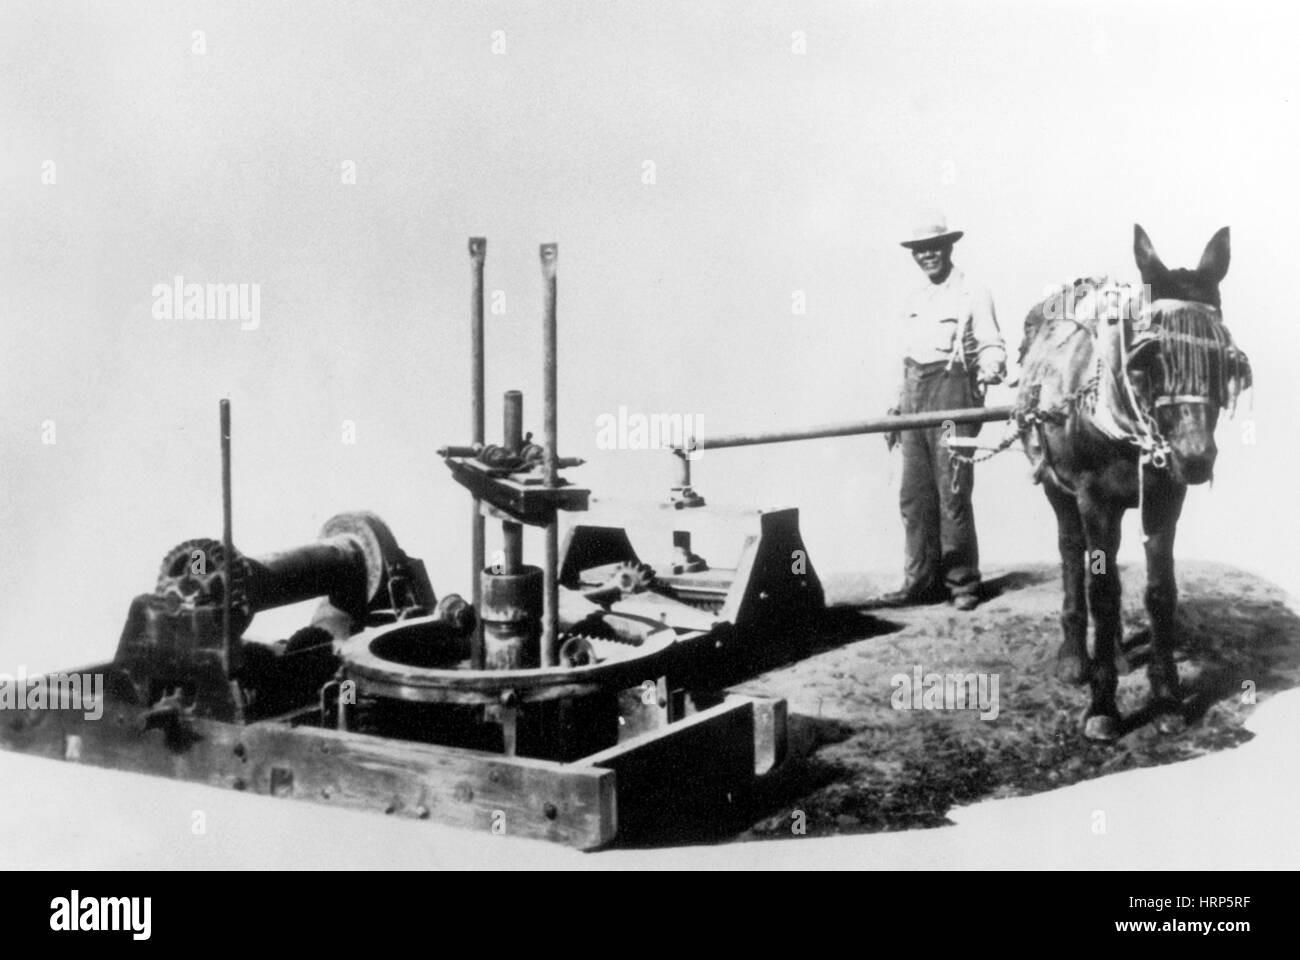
[219,398,234,668]
[674,449,691,488]
[540,243,559,668]
[501,390,524,575]
[469,237,487,669]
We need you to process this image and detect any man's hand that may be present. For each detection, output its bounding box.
[885,405,901,451]
[976,358,1005,386]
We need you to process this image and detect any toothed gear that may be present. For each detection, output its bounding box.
[558,634,598,667]
[559,632,646,667]
[155,538,252,620]
[558,612,652,667]
[580,635,644,663]
[609,561,655,595]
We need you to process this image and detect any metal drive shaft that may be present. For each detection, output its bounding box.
[684,404,1016,451]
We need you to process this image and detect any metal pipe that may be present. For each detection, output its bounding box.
[244,538,368,613]
[501,522,524,576]
[543,523,559,668]
[684,404,1016,451]
[539,243,559,668]
[502,390,524,575]
[220,399,235,668]
[469,237,487,669]
[438,444,483,457]
[503,389,524,452]
[480,567,543,670]
[470,238,486,443]
[540,244,558,487]
[673,449,691,488]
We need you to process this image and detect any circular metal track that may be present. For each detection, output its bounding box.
[340,611,678,705]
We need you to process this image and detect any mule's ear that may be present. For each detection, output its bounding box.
[1197,226,1231,284]
[1133,223,1166,281]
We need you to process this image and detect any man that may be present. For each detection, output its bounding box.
[878,213,1006,611]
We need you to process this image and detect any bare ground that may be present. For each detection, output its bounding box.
[715,560,1300,842]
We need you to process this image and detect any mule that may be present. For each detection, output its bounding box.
[1017,225,1250,741]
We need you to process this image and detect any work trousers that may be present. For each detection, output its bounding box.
[898,358,982,598]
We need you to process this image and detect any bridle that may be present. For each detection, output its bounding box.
[1115,297,1250,468]
[1107,297,1251,534]
[1012,286,1251,517]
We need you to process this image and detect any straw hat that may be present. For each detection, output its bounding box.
[900,212,964,249]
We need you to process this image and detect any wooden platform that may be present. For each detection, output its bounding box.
[0,668,784,850]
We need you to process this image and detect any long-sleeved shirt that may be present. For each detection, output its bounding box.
[900,266,1006,368]
[890,266,1007,410]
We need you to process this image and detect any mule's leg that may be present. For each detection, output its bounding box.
[1142,475,1188,734]
[1044,481,1087,684]
[1079,494,1124,741]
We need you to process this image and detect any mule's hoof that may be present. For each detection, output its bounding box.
[1055,654,1087,686]
[1083,714,1122,742]
[1154,707,1187,736]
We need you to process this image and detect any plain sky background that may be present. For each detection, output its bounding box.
[2,0,1298,673]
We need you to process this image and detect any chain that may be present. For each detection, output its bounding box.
[947,424,1022,466]
[945,371,1100,472]
[943,313,1201,497]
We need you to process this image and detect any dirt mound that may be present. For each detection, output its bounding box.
[729,560,1300,840]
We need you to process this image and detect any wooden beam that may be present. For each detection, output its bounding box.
[0,704,617,849]
[580,697,757,839]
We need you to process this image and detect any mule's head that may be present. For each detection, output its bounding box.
[1129,224,1237,485]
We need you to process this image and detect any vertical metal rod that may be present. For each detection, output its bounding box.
[543,522,558,667]
[469,237,487,669]
[501,526,524,575]
[540,244,558,487]
[539,243,559,667]
[502,390,524,575]
[503,389,524,451]
[220,398,234,667]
